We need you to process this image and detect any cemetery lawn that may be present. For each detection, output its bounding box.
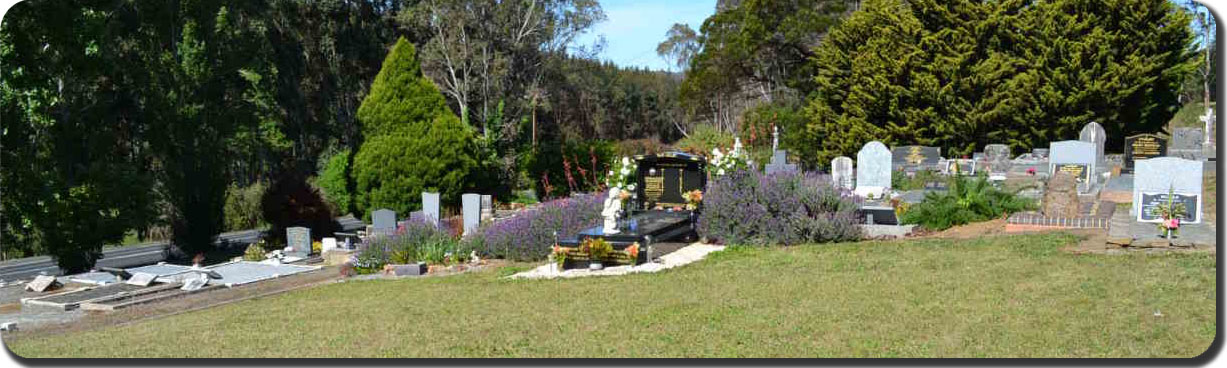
[5,233,1216,358]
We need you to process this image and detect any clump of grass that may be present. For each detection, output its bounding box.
[900,174,1033,231]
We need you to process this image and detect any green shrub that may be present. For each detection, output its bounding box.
[356,37,451,138]
[224,181,268,232]
[739,101,805,151]
[242,243,266,261]
[899,175,1034,231]
[673,124,734,156]
[353,114,480,217]
[316,149,352,216]
[892,169,942,191]
[614,138,669,156]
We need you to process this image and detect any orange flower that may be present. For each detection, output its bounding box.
[626,243,639,258]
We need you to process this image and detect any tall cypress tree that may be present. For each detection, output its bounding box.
[802,0,1196,166]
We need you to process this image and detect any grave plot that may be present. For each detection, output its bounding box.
[205,261,321,287]
[1004,171,1116,232]
[21,283,178,311]
[1103,157,1213,249]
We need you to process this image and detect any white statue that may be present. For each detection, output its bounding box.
[602,187,623,234]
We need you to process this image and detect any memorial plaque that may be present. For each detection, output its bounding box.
[1123,134,1167,172]
[891,146,941,172]
[634,153,706,211]
[1136,192,1199,222]
[1049,140,1097,193]
[1055,164,1088,183]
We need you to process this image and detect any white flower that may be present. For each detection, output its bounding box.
[620,168,630,176]
[718,168,725,176]
[628,184,636,191]
[608,170,614,176]
[622,157,630,166]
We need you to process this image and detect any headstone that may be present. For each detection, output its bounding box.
[1079,121,1107,165]
[321,237,338,253]
[984,144,1011,177]
[942,159,976,176]
[891,146,941,172]
[371,209,396,235]
[1048,140,1097,193]
[1133,157,1202,223]
[634,152,707,210]
[480,195,494,222]
[286,226,311,256]
[422,192,441,226]
[1200,108,1215,145]
[124,272,158,286]
[1168,127,1205,160]
[1042,171,1080,218]
[462,193,480,236]
[855,141,891,198]
[24,275,59,292]
[765,150,798,175]
[1123,133,1167,172]
[831,156,854,190]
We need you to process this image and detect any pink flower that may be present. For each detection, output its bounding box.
[1166,218,1180,229]
[1026,167,1036,175]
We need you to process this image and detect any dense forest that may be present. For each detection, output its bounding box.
[0,0,1215,271]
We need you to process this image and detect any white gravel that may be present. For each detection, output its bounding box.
[507,242,725,280]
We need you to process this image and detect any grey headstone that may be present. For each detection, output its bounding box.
[1169,127,1205,160]
[372,209,396,234]
[124,272,158,286]
[855,141,892,197]
[286,226,311,256]
[1123,133,1167,172]
[765,150,797,175]
[1079,121,1107,164]
[984,144,1011,175]
[891,146,942,172]
[25,275,59,292]
[462,193,480,236]
[1133,157,1203,223]
[831,156,854,190]
[422,192,441,226]
[1049,140,1097,193]
[942,159,976,176]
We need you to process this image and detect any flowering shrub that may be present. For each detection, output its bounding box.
[708,147,751,177]
[606,156,638,193]
[698,170,863,246]
[467,193,603,261]
[354,214,468,273]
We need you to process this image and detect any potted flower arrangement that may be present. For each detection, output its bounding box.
[1147,187,1188,240]
[579,238,613,270]
[606,156,638,220]
[682,189,703,211]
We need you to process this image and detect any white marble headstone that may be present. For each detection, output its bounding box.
[855,141,891,198]
[831,156,854,190]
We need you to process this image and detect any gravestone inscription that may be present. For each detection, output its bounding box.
[1123,134,1167,172]
[891,146,941,172]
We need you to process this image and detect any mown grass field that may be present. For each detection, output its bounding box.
[4,233,1216,358]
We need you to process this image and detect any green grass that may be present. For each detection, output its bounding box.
[1169,102,1216,129]
[5,234,1216,358]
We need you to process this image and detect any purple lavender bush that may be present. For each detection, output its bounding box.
[698,170,863,246]
[466,193,602,261]
[355,213,462,273]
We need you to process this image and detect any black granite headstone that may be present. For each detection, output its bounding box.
[891,146,942,172]
[634,153,706,211]
[1124,133,1167,172]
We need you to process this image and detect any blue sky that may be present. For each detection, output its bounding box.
[572,0,717,72]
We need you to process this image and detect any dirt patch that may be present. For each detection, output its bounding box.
[918,218,1008,239]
